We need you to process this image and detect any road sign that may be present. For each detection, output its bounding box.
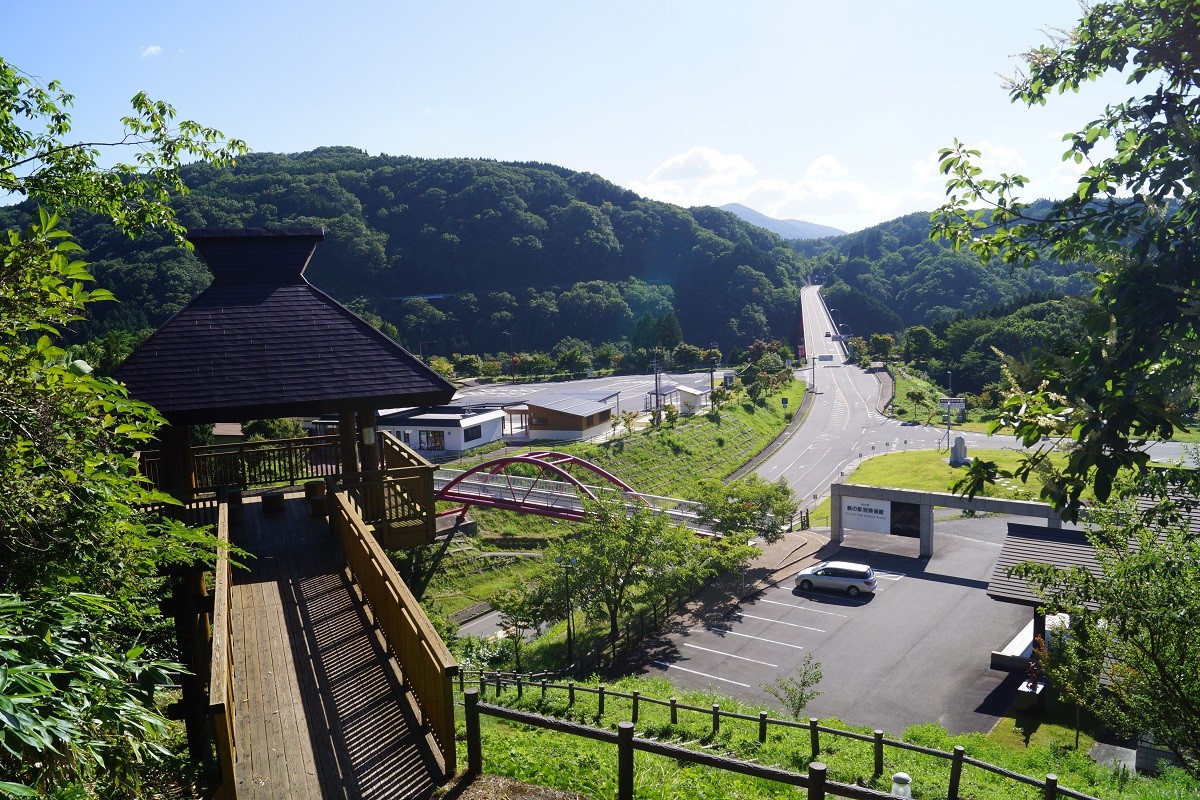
[939,398,966,409]
[818,354,834,362]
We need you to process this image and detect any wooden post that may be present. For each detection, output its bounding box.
[465,689,481,777]
[809,717,820,760]
[338,409,358,475]
[632,690,640,724]
[712,704,720,736]
[598,685,606,718]
[949,745,965,800]
[874,729,884,776]
[568,681,575,706]
[618,722,635,800]
[670,697,678,725]
[759,711,768,743]
[808,761,827,800]
[1044,774,1058,800]
[516,676,523,700]
[541,679,547,699]
[358,408,379,473]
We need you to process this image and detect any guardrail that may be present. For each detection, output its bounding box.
[208,499,237,800]
[458,672,1101,800]
[329,490,458,774]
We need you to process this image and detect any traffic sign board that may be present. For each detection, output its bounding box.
[818,354,834,362]
[939,398,966,409]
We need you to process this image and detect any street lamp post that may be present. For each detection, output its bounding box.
[557,556,577,664]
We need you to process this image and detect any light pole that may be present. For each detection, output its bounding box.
[947,370,952,396]
[504,331,515,382]
[557,556,577,664]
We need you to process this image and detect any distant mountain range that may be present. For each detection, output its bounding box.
[719,203,845,240]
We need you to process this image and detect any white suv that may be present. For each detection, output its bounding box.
[795,561,877,597]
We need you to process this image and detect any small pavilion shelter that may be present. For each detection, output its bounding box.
[114,227,455,501]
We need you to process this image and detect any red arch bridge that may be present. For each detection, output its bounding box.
[433,451,707,530]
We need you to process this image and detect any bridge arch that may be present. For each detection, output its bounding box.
[436,450,649,522]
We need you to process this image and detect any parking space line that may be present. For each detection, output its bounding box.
[875,571,906,581]
[737,612,824,633]
[682,643,778,667]
[652,660,751,688]
[705,627,806,650]
[759,598,848,617]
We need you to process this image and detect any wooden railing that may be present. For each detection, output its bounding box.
[208,499,238,800]
[460,673,1102,800]
[141,435,342,493]
[329,490,458,775]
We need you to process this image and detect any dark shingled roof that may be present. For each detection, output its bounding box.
[113,228,454,424]
[987,523,1100,607]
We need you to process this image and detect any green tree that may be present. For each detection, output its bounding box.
[1008,467,1200,778]
[563,499,701,649]
[0,56,242,795]
[931,0,1200,519]
[696,475,797,546]
[763,654,824,720]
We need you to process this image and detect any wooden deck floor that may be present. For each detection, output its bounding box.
[230,493,442,799]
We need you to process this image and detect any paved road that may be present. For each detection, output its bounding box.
[643,518,1033,735]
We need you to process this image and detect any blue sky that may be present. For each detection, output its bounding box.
[7,2,1129,232]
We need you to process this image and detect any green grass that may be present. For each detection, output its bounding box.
[456,674,1196,800]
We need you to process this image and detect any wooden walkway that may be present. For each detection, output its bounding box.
[230,493,442,799]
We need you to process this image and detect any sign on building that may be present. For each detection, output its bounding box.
[843,496,891,534]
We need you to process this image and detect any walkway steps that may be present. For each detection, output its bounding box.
[230,494,442,799]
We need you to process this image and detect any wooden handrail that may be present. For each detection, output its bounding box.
[208,500,238,799]
[329,491,458,775]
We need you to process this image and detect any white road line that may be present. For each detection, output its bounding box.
[875,571,906,580]
[736,613,824,633]
[705,627,806,650]
[683,643,778,667]
[759,598,848,617]
[652,660,751,688]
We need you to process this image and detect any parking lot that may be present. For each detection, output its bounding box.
[642,516,1034,735]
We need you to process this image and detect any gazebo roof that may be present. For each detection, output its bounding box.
[987,523,1099,608]
[114,227,454,424]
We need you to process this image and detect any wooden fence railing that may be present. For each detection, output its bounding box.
[464,690,894,800]
[208,499,238,800]
[141,435,342,493]
[459,673,1101,800]
[329,490,458,775]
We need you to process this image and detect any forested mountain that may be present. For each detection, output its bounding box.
[797,210,1094,341]
[0,147,1097,381]
[0,147,809,360]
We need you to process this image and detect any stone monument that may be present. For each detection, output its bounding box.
[949,435,971,467]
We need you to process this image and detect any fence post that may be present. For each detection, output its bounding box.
[874,729,884,776]
[809,717,820,759]
[569,681,575,706]
[541,679,547,700]
[1044,774,1058,800]
[458,670,465,692]
[759,711,768,743]
[618,722,635,800]
[808,761,827,800]
[286,439,296,485]
[670,697,678,725]
[712,704,720,736]
[948,745,964,800]
[465,689,481,777]
[632,690,640,724]
[495,673,502,695]
[517,676,523,700]
[599,685,606,719]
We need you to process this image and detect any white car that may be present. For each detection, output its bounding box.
[795,560,877,597]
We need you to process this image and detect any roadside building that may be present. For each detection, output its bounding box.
[506,391,615,441]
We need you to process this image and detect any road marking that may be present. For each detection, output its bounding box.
[736,612,824,633]
[705,627,806,650]
[683,643,778,667]
[875,571,906,581]
[759,598,848,617]
[652,660,751,688]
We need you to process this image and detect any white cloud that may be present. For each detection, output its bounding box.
[140,45,163,58]
[631,146,942,232]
